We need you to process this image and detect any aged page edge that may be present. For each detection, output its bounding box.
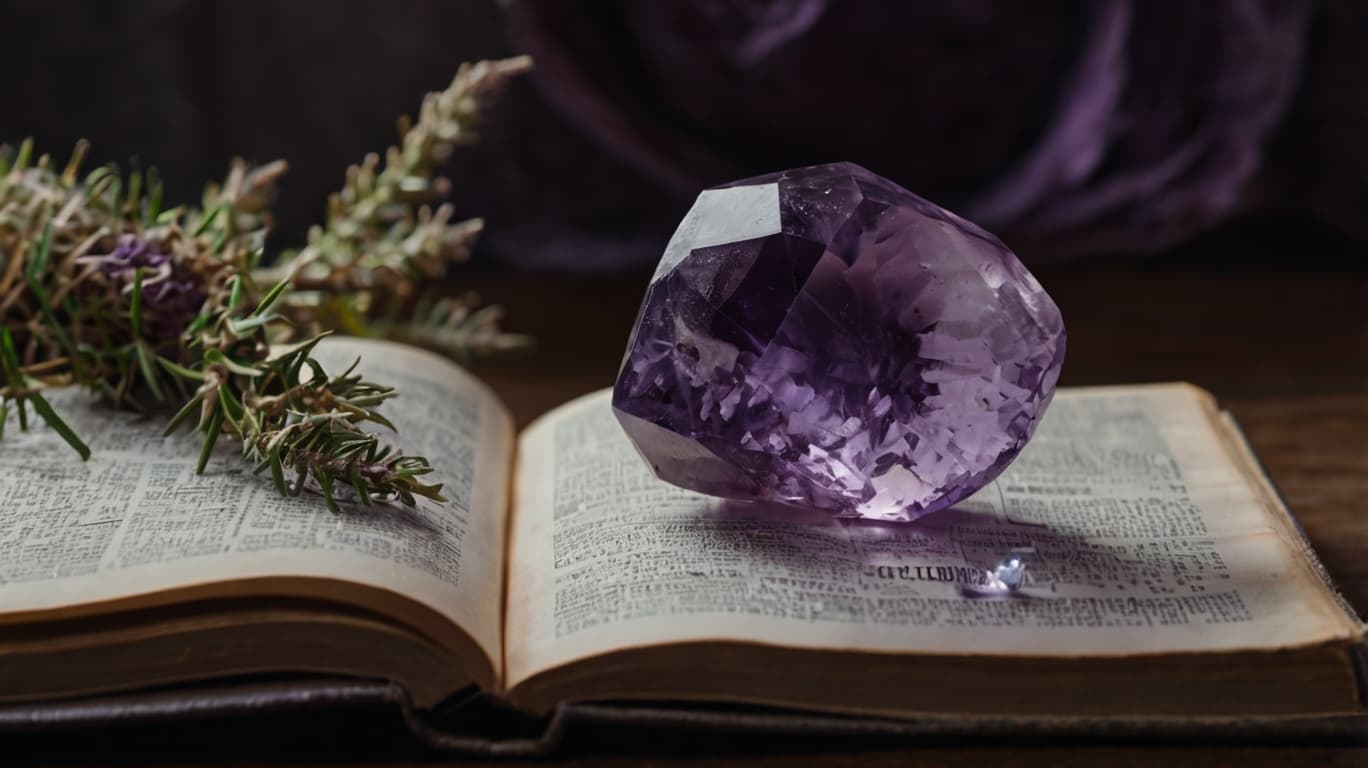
[500,400,520,692]
[1212,406,1365,634]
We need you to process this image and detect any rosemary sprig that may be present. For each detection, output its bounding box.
[0,56,530,511]
[260,55,533,358]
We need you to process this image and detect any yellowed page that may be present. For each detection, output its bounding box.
[506,385,1356,688]
[0,337,511,684]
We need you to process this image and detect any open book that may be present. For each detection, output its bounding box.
[0,337,1363,738]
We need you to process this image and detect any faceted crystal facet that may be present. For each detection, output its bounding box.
[612,162,1065,522]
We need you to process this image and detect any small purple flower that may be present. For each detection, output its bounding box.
[82,234,207,341]
[94,233,171,274]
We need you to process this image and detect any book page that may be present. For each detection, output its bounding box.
[0,337,511,677]
[506,385,1356,687]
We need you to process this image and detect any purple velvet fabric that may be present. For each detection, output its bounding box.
[491,0,1363,268]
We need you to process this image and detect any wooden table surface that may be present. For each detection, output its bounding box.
[15,261,1368,766]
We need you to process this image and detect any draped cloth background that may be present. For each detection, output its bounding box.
[2,0,1362,269]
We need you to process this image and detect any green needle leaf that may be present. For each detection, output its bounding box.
[227,275,243,309]
[82,165,115,196]
[13,138,32,172]
[107,176,122,213]
[192,202,228,237]
[317,470,340,514]
[124,170,142,219]
[217,383,245,421]
[228,314,276,335]
[197,407,224,474]
[61,139,89,185]
[0,328,31,435]
[25,218,52,280]
[156,356,205,381]
[203,349,262,377]
[252,279,290,317]
[144,169,163,226]
[23,220,76,357]
[291,462,308,497]
[163,391,205,436]
[130,268,143,336]
[134,341,165,402]
[0,327,22,379]
[268,446,288,496]
[348,466,372,506]
[29,393,91,460]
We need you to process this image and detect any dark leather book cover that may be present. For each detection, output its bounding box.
[2,675,1365,756]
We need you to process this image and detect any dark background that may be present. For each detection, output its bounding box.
[2,0,1366,273]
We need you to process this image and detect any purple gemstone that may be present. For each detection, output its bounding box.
[612,162,1065,522]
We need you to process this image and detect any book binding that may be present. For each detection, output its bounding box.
[2,677,1365,755]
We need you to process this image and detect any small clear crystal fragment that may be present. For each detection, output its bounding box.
[990,555,1029,592]
[613,162,1065,521]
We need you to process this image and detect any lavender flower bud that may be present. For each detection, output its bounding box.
[84,234,206,341]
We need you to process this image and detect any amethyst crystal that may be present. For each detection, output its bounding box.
[612,162,1065,522]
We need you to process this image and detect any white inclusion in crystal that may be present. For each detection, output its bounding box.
[698,388,715,420]
[675,317,738,377]
[775,379,816,410]
[834,416,863,439]
[870,394,892,418]
[718,387,743,420]
[804,444,857,489]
